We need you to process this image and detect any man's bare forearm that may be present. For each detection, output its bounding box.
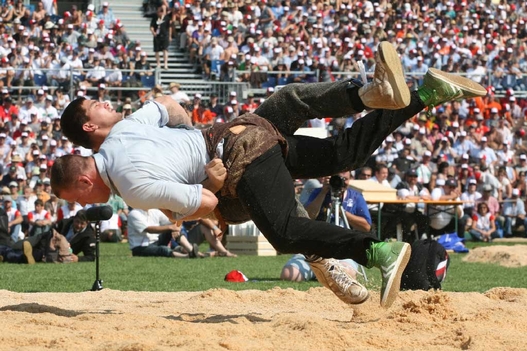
[155,96,192,127]
[201,178,222,194]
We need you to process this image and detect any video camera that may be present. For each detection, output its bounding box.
[329,175,347,197]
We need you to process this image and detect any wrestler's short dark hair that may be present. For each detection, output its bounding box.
[50,155,88,198]
[60,97,92,149]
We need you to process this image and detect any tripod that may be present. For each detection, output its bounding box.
[326,191,368,281]
[91,221,103,291]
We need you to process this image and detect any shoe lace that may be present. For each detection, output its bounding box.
[325,260,355,293]
[357,60,368,85]
[304,254,321,263]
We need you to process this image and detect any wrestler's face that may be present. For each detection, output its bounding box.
[82,99,122,130]
[59,181,111,207]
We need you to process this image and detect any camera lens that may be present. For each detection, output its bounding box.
[329,175,345,191]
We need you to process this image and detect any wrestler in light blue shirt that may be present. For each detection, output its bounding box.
[92,101,211,219]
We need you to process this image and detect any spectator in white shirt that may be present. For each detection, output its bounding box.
[429,178,464,237]
[460,178,481,217]
[127,208,201,258]
[369,163,391,187]
[18,98,40,125]
[40,96,58,120]
[502,188,527,237]
[82,56,105,88]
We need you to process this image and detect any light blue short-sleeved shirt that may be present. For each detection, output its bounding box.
[93,101,211,219]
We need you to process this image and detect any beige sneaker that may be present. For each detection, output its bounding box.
[358,41,411,110]
[23,241,35,265]
[307,256,369,305]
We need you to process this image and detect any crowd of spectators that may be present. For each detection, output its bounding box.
[0,0,157,106]
[0,0,151,264]
[3,0,527,265]
[170,0,527,92]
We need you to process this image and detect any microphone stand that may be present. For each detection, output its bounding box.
[91,220,103,291]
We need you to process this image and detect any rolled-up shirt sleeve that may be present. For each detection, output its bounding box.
[127,101,169,126]
[123,180,203,220]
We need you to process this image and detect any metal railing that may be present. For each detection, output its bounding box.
[7,66,527,107]
[226,68,527,98]
[5,67,160,101]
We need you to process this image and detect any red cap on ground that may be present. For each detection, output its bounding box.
[224,270,248,282]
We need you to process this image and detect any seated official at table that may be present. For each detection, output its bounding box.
[395,168,431,242]
[428,179,465,237]
[281,171,371,281]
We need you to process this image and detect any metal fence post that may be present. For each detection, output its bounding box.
[69,67,74,101]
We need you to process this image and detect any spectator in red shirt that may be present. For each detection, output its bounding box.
[0,97,18,123]
[241,92,258,114]
[192,101,213,129]
[56,201,83,222]
[27,199,52,236]
[5,197,22,242]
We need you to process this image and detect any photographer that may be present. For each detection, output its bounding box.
[56,210,96,262]
[304,172,371,232]
[281,172,372,282]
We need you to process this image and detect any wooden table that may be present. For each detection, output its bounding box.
[366,199,465,241]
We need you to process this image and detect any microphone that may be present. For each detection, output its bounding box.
[85,205,113,222]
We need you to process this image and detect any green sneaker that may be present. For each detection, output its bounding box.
[367,241,411,308]
[418,68,487,113]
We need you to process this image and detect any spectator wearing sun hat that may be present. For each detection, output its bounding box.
[168,82,190,104]
[119,104,133,119]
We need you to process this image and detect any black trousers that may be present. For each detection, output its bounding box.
[235,82,425,265]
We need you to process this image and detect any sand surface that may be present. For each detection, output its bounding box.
[1,287,527,351]
[463,245,527,267]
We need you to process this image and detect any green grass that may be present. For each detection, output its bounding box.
[1,241,526,293]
